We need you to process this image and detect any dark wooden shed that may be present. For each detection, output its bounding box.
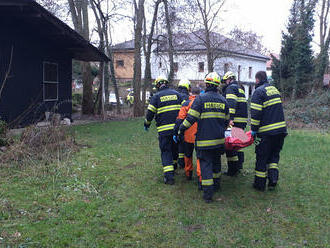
[0,0,108,127]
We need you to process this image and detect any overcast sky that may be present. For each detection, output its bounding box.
[220,0,294,53]
[110,0,297,54]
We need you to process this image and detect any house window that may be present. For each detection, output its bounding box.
[174,62,178,72]
[249,67,252,79]
[238,65,241,81]
[43,62,58,101]
[198,62,204,72]
[116,60,124,67]
[224,63,229,74]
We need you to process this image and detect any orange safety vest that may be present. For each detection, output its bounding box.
[177,95,197,143]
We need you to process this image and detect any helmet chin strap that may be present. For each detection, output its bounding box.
[158,83,167,89]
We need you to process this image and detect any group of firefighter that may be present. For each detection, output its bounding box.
[144,70,287,203]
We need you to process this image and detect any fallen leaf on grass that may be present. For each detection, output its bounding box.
[184,224,205,232]
[12,231,21,238]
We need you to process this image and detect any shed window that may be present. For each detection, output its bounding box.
[174,62,178,72]
[249,67,252,79]
[43,62,58,101]
[198,62,204,72]
[116,60,124,67]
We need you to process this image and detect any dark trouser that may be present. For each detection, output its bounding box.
[158,135,178,180]
[254,133,286,190]
[196,148,222,201]
[178,141,185,168]
[232,122,247,171]
[225,150,239,175]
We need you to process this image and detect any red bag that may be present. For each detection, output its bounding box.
[225,130,254,151]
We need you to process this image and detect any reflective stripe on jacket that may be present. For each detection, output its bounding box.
[179,87,229,150]
[222,81,248,126]
[174,95,197,143]
[251,81,287,135]
[144,87,182,136]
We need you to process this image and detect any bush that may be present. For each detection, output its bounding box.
[72,93,82,106]
[0,120,8,146]
[284,89,330,129]
[0,124,79,172]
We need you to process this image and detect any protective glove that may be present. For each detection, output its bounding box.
[177,131,184,143]
[144,126,149,132]
[173,135,178,143]
[251,131,257,138]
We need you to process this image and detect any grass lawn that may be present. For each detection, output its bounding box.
[0,119,329,247]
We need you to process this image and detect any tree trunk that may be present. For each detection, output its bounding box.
[133,0,145,117]
[205,30,214,72]
[108,48,121,114]
[96,61,104,114]
[163,0,174,84]
[143,0,161,106]
[82,62,94,114]
[68,0,94,115]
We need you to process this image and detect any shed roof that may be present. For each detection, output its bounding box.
[0,0,109,62]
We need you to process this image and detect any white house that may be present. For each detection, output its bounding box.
[151,31,269,98]
[113,30,269,98]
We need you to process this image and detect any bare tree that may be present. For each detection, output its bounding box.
[90,0,122,114]
[37,0,68,19]
[315,0,330,86]
[187,0,226,72]
[133,0,145,117]
[163,0,175,83]
[142,0,162,105]
[229,27,268,55]
[67,0,94,115]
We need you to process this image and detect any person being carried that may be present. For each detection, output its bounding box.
[176,79,191,169]
[174,87,202,187]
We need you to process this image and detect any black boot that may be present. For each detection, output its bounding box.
[238,152,244,170]
[186,171,193,181]
[224,165,239,177]
[178,158,185,169]
[203,185,214,203]
[268,168,278,190]
[213,178,221,192]
[164,172,175,185]
[253,176,266,191]
[173,163,178,171]
[197,179,203,191]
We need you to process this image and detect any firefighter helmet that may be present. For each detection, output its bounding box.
[204,72,221,86]
[222,71,236,81]
[178,78,191,90]
[153,76,168,87]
